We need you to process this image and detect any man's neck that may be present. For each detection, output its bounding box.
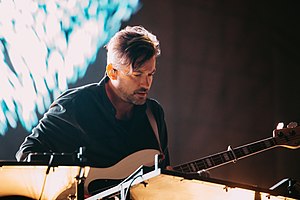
[105,80,133,120]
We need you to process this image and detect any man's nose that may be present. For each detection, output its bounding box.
[140,75,151,88]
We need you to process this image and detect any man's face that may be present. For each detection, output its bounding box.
[114,56,156,105]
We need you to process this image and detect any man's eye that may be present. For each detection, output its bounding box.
[133,73,142,77]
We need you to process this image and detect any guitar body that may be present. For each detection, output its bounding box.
[86,149,160,194]
[86,149,160,184]
[57,149,160,198]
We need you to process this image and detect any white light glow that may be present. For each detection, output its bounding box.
[0,0,140,135]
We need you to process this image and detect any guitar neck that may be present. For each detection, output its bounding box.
[173,137,277,174]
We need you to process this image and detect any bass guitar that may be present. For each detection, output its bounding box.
[84,122,300,193]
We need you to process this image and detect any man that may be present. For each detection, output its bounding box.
[16,25,169,177]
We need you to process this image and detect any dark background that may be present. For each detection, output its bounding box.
[1,0,300,190]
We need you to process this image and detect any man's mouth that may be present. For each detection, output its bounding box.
[134,90,148,97]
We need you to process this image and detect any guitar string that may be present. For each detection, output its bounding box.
[173,134,299,173]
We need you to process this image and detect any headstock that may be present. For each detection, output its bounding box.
[273,122,300,149]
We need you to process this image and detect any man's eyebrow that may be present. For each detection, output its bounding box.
[133,69,143,73]
[133,68,156,73]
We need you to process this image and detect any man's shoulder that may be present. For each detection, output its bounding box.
[147,98,164,113]
[54,83,102,105]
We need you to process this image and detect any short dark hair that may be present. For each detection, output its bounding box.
[106,26,160,71]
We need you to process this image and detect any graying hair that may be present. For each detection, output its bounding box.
[106,26,160,72]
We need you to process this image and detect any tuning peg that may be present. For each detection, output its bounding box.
[276,122,284,129]
[287,122,298,128]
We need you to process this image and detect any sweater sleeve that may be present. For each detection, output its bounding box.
[15,102,83,161]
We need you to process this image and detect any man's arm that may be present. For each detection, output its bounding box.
[15,103,83,161]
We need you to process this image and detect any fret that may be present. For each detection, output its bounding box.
[222,152,230,161]
[263,140,270,147]
[202,158,208,169]
[205,158,212,167]
[181,165,190,173]
[177,165,185,173]
[242,147,249,155]
[172,132,297,175]
[195,160,206,170]
[219,153,225,162]
[189,162,197,172]
[250,142,264,152]
[233,138,276,160]
[210,154,223,166]
[186,163,192,172]
[253,139,273,152]
[270,137,276,146]
[239,148,245,157]
[187,163,196,172]
[234,148,244,158]
[227,150,236,160]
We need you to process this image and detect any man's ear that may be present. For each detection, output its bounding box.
[106,64,117,80]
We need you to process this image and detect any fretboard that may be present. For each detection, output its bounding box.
[173,137,277,174]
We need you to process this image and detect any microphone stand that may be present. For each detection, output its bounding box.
[76,147,87,200]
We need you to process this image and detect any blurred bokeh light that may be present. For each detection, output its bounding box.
[0,0,140,135]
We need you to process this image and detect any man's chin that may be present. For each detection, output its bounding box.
[132,98,147,105]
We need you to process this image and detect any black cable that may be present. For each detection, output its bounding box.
[124,174,143,200]
[38,154,54,200]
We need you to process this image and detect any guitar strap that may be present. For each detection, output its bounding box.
[146,103,163,154]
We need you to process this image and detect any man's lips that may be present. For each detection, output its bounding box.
[134,90,148,97]
[136,91,147,95]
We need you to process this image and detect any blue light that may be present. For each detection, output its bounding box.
[0,0,140,135]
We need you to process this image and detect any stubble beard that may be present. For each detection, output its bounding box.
[118,87,147,105]
[126,93,147,105]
